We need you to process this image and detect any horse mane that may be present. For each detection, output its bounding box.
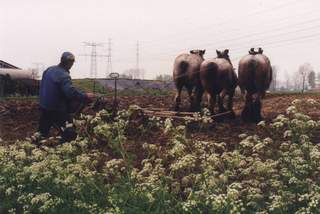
[248,47,264,55]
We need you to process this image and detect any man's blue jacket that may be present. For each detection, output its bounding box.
[39,65,86,112]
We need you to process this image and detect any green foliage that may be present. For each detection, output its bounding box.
[1,99,320,213]
[72,79,107,94]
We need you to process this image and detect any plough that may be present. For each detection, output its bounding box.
[140,107,234,120]
[90,73,235,122]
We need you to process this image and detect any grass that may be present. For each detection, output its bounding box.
[73,79,174,97]
[72,79,107,94]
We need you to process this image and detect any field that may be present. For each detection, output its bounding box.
[1,91,320,213]
[0,92,319,143]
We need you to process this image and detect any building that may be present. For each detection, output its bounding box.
[0,60,21,69]
[0,60,39,96]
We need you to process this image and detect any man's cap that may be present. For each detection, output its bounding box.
[61,52,75,62]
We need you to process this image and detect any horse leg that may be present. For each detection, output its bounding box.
[193,85,204,112]
[186,86,194,112]
[241,92,253,122]
[253,92,262,122]
[174,85,183,111]
[208,92,216,115]
[227,90,236,119]
[218,89,228,113]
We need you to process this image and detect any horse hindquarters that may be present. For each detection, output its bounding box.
[239,59,265,122]
[200,62,219,114]
[173,60,189,111]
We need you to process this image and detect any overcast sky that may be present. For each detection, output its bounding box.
[1,0,320,81]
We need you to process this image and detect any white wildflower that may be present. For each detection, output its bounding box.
[307,98,317,105]
[291,99,301,105]
[271,121,284,129]
[286,106,297,115]
[238,133,248,139]
[257,121,266,127]
[307,120,317,129]
[300,135,310,142]
[283,130,292,138]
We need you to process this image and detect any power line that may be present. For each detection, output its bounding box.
[80,42,108,92]
[141,0,303,46]
[133,31,320,65]
[194,17,320,51]
[234,31,320,57]
[139,3,319,56]
[140,17,320,59]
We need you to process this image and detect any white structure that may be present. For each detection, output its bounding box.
[0,68,34,80]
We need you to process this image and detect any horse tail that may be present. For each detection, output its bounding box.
[174,60,189,81]
[205,62,218,78]
[179,61,189,73]
[248,58,257,78]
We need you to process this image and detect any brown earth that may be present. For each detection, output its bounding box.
[0,93,320,144]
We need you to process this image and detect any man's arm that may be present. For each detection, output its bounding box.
[58,72,88,101]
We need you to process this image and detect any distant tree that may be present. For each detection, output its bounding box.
[155,74,173,82]
[284,70,291,90]
[119,72,133,79]
[298,63,313,93]
[293,71,301,91]
[123,68,145,79]
[270,65,278,91]
[308,71,316,89]
[317,72,320,82]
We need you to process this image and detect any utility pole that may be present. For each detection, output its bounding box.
[80,42,108,93]
[106,38,112,77]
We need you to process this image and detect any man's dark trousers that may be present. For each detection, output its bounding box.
[38,108,77,143]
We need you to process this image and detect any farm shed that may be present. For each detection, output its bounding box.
[0,60,21,69]
[0,60,39,96]
[0,60,21,97]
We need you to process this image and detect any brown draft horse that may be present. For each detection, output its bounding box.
[173,50,205,111]
[199,49,238,116]
[238,48,272,122]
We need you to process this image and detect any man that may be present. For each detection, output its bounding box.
[38,52,94,142]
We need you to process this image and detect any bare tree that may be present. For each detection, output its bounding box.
[292,70,302,91]
[317,72,320,81]
[270,65,278,91]
[122,69,137,79]
[155,74,173,82]
[284,70,291,90]
[123,68,146,79]
[298,63,313,93]
[308,71,316,89]
[119,72,133,79]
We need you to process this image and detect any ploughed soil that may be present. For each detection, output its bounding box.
[1,93,320,144]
